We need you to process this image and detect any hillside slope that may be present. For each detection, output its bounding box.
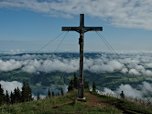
[0,91,152,114]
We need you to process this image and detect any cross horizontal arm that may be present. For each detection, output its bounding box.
[84,27,103,32]
[62,27,80,31]
[62,26,103,33]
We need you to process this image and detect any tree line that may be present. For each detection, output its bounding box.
[0,82,32,105]
[68,73,96,92]
[0,73,96,106]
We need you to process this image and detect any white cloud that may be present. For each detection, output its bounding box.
[129,69,140,75]
[0,0,152,30]
[0,81,22,94]
[0,59,22,72]
[22,58,79,73]
[22,59,41,73]
[117,84,142,98]
[142,81,152,91]
[121,68,128,74]
[88,60,124,73]
[40,59,79,73]
[102,88,116,96]
[146,63,152,68]
[144,70,152,76]
[100,81,152,99]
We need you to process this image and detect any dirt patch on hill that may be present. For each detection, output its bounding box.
[84,92,108,108]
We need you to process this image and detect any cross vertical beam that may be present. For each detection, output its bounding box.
[62,14,103,99]
[79,14,84,98]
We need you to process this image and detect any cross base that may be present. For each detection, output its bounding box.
[77,97,86,102]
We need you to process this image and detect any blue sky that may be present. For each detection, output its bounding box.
[0,0,152,53]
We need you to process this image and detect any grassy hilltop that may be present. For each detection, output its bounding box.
[0,90,152,114]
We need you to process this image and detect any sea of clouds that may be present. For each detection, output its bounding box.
[0,53,152,76]
[0,52,152,99]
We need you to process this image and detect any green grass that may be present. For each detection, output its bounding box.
[93,92,152,114]
[0,91,152,114]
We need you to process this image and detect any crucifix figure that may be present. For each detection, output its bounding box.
[62,14,103,99]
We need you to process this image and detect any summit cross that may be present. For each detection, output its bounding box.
[62,14,103,99]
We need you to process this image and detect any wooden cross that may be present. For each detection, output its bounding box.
[62,14,103,99]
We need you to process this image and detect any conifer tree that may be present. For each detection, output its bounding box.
[5,90,10,104]
[68,79,74,91]
[92,81,96,92]
[84,79,89,90]
[47,89,51,98]
[0,84,4,105]
[10,92,14,104]
[37,93,40,100]
[73,73,78,89]
[14,87,21,103]
[52,91,54,97]
[60,88,64,96]
[21,82,32,102]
